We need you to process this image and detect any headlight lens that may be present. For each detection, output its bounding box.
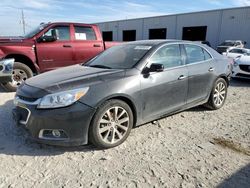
[233,61,239,67]
[37,88,89,109]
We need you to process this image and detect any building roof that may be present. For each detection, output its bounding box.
[96,6,250,24]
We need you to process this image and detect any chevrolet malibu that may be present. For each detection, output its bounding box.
[13,40,231,149]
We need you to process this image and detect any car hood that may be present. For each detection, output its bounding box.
[236,56,250,65]
[24,65,125,93]
[0,36,24,43]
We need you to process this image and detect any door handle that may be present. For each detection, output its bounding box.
[208,67,214,72]
[93,44,101,47]
[178,75,186,80]
[63,44,72,48]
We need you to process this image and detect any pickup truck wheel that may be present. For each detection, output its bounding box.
[3,62,33,92]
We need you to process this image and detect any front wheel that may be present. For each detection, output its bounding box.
[89,99,133,149]
[205,78,228,110]
[3,62,33,92]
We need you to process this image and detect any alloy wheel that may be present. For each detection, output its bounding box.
[213,82,226,106]
[98,106,130,144]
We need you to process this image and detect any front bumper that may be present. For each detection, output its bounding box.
[232,64,250,79]
[12,98,96,146]
[0,58,14,83]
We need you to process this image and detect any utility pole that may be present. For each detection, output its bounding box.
[21,9,25,35]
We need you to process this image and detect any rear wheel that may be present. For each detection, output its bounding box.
[89,99,133,149]
[3,62,33,92]
[205,78,227,110]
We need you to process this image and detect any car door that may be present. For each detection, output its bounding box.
[36,25,74,72]
[183,44,215,104]
[140,44,188,121]
[72,25,104,64]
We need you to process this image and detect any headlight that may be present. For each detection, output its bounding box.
[233,61,239,67]
[37,88,89,109]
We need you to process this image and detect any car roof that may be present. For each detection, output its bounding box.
[125,39,183,46]
[229,47,250,51]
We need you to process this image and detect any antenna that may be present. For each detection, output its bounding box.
[21,9,25,34]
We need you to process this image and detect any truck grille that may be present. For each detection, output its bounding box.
[239,65,250,73]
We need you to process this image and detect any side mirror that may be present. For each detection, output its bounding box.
[38,35,57,42]
[142,63,164,74]
[150,63,164,72]
[244,41,247,45]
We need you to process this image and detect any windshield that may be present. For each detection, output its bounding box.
[220,42,234,46]
[86,44,152,69]
[23,23,49,38]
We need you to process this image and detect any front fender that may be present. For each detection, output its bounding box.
[0,58,14,83]
[0,49,5,59]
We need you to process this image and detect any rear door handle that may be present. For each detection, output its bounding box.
[93,44,101,47]
[208,67,214,72]
[63,44,72,48]
[178,75,186,80]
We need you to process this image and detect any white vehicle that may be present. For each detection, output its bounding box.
[217,40,246,54]
[222,47,250,59]
[232,55,250,79]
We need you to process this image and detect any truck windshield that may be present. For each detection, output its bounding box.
[86,44,152,69]
[23,23,49,38]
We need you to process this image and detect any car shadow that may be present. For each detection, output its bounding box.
[217,164,250,188]
[0,98,96,156]
[230,78,250,87]
[0,85,6,92]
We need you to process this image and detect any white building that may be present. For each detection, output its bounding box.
[96,6,250,48]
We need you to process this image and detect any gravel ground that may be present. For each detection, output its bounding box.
[0,79,249,188]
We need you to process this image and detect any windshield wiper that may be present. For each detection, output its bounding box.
[89,65,112,69]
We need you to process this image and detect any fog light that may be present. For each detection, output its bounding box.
[39,129,68,140]
[52,130,61,138]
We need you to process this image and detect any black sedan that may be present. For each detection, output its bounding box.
[13,40,231,148]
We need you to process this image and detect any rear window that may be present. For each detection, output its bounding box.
[74,26,96,40]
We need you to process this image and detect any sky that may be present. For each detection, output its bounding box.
[0,0,250,36]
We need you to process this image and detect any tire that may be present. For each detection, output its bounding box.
[89,99,134,149]
[205,78,228,110]
[3,62,33,92]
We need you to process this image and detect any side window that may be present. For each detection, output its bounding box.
[184,44,207,64]
[74,26,96,40]
[149,44,182,69]
[230,49,243,54]
[203,49,212,60]
[44,26,70,41]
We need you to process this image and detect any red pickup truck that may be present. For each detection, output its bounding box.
[0,22,120,91]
